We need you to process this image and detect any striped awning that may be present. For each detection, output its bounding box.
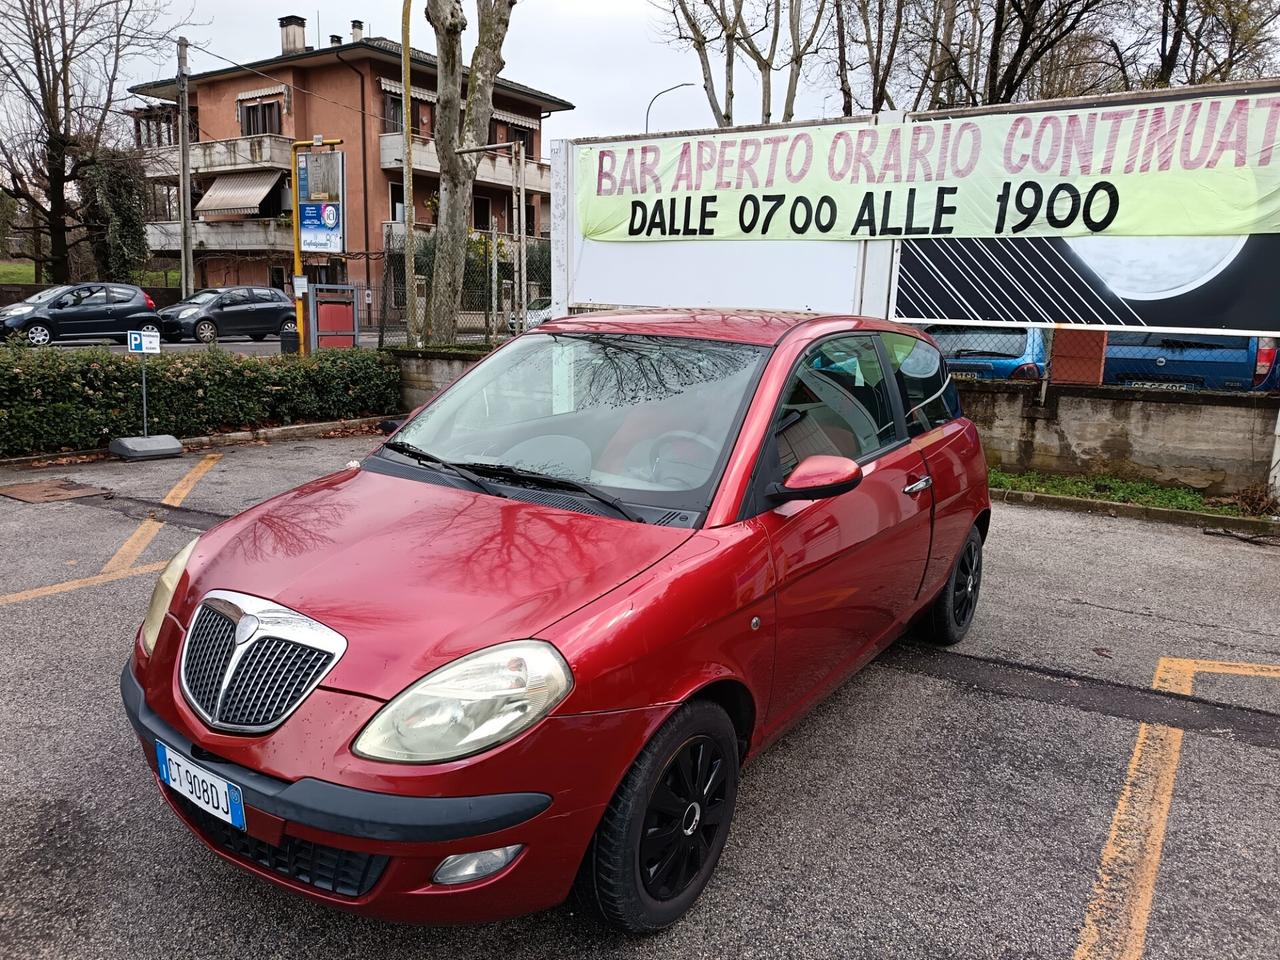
[194,170,283,216]
[378,77,437,103]
[492,107,539,130]
[236,85,286,102]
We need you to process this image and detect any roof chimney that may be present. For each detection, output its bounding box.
[279,15,306,55]
[329,34,342,46]
[351,19,364,42]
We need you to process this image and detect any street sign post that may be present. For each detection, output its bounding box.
[110,331,181,461]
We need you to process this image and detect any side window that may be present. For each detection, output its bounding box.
[219,290,249,307]
[250,288,277,302]
[69,285,106,306]
[774,335,899,476]
[109,287,137,303]
[881,332,961,437]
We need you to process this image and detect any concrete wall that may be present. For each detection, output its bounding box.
[393,349,487,409]
[959,381,1280,495]
[386,350,1279,496]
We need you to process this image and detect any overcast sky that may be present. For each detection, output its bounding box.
[142,0,835,147]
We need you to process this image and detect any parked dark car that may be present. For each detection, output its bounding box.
[159,286,297,344]
[1,283,161,346]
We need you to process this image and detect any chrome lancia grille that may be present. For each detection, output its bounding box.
[179,590,347,734]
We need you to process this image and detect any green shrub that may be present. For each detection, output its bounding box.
[0,344,402,457]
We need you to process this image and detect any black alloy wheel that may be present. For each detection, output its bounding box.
[576,699,739,933]
[640,735,730,901]
[952,537,982,628]
[926,524,984,646]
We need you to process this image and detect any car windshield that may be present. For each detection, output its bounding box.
[528,297,552,311]
[184,290,220,304]
[925,325,1028,357]
[390,333,769,513]
[24,285,71,304]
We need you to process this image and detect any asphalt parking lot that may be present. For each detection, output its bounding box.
[1,436,1277,959]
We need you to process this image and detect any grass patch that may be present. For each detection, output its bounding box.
[988,468,1251,517]
[0,262,178,287]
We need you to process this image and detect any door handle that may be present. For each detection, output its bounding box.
[903,476,933,495]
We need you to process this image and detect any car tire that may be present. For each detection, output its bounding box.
[138,321,161,337]
[925,525,984,646]
[278,317,298,335]
[576,699,739,933]
[24,322,53,346]
[194,319,218,344]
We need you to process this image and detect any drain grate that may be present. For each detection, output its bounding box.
[0,479,106,503]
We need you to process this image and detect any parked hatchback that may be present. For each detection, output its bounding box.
[160,286,297,343]
[1,283,160,345]
[921,324,1046,380]
[122,311,990,932]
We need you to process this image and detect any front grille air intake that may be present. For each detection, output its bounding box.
[179,591,347,734]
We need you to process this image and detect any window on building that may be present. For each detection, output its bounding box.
[383,92,404,134]
[881,332,960,436]
[523,203,536,236]
[269,267,286,290]
[241,101,281,136]
[773,336,901,474]
[473,196,492,230]
[511,125,535,158]
[390,182,405,222]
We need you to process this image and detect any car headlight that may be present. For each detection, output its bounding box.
[178,307,198,319]
[139,539,197,655]
[353,640,573,763]
[5,305,32,316]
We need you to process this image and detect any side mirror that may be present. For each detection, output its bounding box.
[769,455,863,503]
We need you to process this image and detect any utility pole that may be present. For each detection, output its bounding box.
[177,37,194,297]
[400,0,417,341]
[516,138,527,332]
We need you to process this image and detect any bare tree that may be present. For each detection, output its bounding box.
[0,0,176,282]
[1129,0,1280,87]
[421,0,517,345]
[660,0,832,125]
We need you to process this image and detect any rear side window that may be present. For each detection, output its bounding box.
[109,286,137,303]
[882,332,960,436]
[251,288,279,302]
[774,335,900,473]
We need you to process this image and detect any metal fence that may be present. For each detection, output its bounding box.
[904,322,1279,395]
[375,224,551,347]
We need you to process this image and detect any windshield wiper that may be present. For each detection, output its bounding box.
[457,461,643,523]
[949,348,1023,358]
[382,440,505,498]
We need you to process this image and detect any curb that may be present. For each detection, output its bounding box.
[0,416,390,468]
[991,487,1280,537]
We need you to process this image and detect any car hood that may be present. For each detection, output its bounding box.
[181,465,695,701]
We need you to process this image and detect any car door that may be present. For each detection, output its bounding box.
[750,333,933,731]
[215,289,255,336]
[109,286,143,332]
[54,285,110,339]
[881,331,985,600]
[251,288,286,334]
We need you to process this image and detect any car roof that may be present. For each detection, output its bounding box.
[534,309,921,346]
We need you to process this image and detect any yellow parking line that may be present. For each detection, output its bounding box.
[100,454,221,574]
[0,561,167,607]
[1073,657,1280,960]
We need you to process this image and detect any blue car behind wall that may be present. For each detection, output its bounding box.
[921,324,1279,392]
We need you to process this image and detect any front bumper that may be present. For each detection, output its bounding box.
[121,662,667,922]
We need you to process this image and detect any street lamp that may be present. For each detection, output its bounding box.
[645,82,695,134]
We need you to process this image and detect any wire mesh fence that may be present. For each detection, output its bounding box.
[375,223,551,348]
[906,323,1279,394]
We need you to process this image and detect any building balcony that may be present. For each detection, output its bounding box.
[379,133,552,194]
[147,218,294,253]
[142,134,294,180]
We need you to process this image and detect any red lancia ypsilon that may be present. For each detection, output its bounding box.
[122,311,989,932]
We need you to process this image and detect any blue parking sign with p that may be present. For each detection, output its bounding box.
[128,330,160,354]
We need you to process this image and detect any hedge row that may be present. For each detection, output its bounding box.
[0,344,402,457]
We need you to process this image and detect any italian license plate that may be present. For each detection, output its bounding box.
[950,371,979,381]
[1126,380,1192,391]
[156,740,246,830]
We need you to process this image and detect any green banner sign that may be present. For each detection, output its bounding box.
[577,93,1280,242]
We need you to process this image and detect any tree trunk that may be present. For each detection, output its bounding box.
[834,1,853,116]
[44,137,70,283]
[423,0,517,345]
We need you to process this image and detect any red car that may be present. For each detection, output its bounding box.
[122,310,989,932]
